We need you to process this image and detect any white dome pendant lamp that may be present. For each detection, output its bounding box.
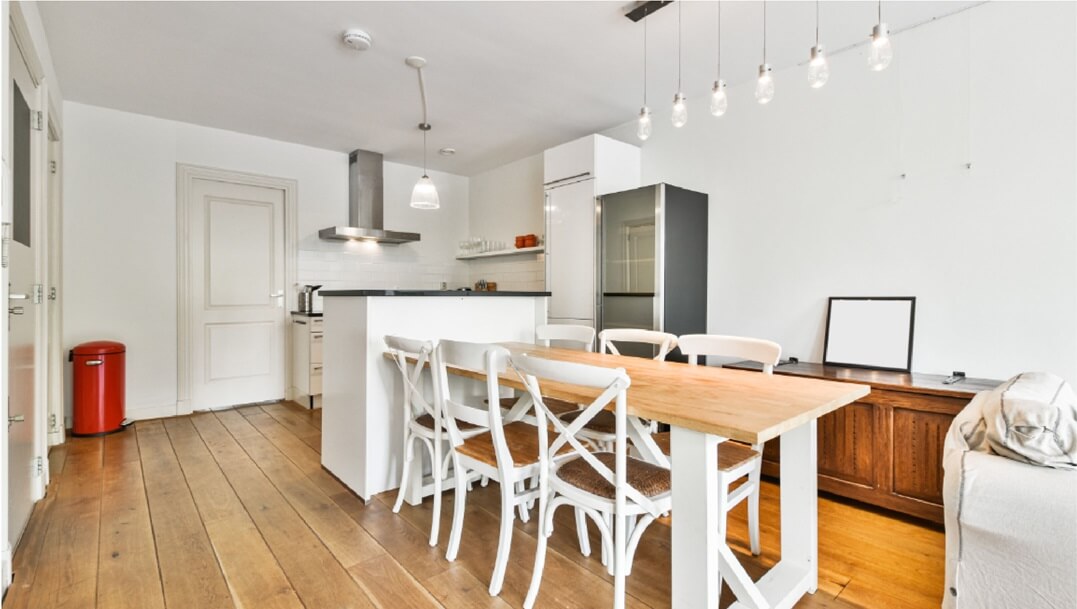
[407,56,440,210]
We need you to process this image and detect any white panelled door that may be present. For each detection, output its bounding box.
[189,178,286,410]
[6,44,41,549]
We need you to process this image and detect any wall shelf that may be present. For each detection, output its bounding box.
[456,246,544,260]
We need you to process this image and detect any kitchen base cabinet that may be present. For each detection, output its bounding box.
[729,361,1001,524]
[291,314,323,408]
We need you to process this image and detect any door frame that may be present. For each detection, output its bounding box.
[3,1,62,590]
[175,164,297,416]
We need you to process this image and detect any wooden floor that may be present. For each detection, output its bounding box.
[4,402,945,609]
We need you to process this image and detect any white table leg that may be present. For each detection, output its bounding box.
[670,425,721,609]
[780,419,818,593]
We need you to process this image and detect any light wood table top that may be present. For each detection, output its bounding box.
[392,343,870,445]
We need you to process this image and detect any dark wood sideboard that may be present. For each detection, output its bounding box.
[726,361,1002,524]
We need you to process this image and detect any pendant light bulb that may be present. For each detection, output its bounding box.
[671,93,688,128]
[710,81,728,117]
[808,0,828,89]
[809,45,829,88]
[755,2,773,105]
[868,23,893,71]
[711,2,727,117]
[755,64,774,105]
[670,2,687,128]
[637,106,653,141]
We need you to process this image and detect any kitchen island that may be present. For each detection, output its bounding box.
[319,289,550,502]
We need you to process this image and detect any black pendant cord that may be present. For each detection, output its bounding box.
[763,1,767,64]
[422,129,428,178]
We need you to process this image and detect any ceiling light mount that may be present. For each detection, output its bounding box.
[342,28,372,51]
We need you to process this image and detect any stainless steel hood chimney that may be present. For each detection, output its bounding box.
[318,150,421,244]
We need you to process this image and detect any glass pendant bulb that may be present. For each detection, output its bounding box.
[755,64,774,104]
[637,106,653,141]
[410,174,439,210]
[868,23,893,71]
[710,80,728,117]
[809,45,829,88]
[671,93,687,128]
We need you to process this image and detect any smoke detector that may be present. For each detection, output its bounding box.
[343,29,372,51]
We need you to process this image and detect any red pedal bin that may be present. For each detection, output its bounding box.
[71,341,126,436]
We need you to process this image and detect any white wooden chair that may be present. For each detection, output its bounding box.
[512,353,672,609]
[386,335,487,547]
[560,329,678,451]
[598,328,678,360]
[439,340,543,596]
[654,334,782,557]
[499,323,597,418]
[536,323,596,351]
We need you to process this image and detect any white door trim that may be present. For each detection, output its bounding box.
[176,164,297,416]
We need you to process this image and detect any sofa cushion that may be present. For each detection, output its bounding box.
[981,372,1077,469]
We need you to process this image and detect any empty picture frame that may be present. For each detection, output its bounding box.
[823,297,916,372]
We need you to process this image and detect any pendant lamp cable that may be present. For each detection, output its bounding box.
[677,1,683,91]
[816,0,820,45]
[643,6,648,105]
[763,1,767,63]
[716,1,722,79]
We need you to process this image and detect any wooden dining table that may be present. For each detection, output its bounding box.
[404,342,870,609]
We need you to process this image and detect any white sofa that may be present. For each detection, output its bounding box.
[942,391,1077,609]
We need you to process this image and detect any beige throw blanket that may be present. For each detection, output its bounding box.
[980,371,1077,469]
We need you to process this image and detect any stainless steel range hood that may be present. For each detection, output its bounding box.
[319,150,421,244]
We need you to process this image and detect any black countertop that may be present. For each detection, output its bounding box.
[320,289,551,297]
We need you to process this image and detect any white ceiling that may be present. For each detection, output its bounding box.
[39,1,979,176]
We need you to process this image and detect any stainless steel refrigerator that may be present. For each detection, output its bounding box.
[597,184,708,360]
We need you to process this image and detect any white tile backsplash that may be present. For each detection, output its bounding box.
[467,254,546,292]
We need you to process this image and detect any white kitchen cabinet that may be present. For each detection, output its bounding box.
[544,134,640,327]
[291,314,323,408]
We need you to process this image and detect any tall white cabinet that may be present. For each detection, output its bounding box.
[544,134,640,328]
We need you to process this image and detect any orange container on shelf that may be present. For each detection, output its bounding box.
[70,341,127,436]
[523,234,537,247]
[515,235,526,248]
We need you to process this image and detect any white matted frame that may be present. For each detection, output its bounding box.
[175,164,298,415]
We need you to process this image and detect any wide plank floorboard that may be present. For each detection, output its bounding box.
[9,404,945,609]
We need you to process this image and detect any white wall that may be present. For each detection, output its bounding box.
[62,102,469,420]
[605,2,1077,382]
[465,153,545,291]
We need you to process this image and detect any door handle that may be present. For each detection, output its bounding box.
[9,306,24,316]
[8,414,25,423]
[8,293,28,300]
[270,291,285,298]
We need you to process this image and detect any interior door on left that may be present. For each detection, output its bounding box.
[7,46,40,547]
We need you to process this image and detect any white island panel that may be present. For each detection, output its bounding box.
[321,294,547,500]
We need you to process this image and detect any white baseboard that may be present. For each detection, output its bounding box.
[2,542,12,593]
[125,403,180,422]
